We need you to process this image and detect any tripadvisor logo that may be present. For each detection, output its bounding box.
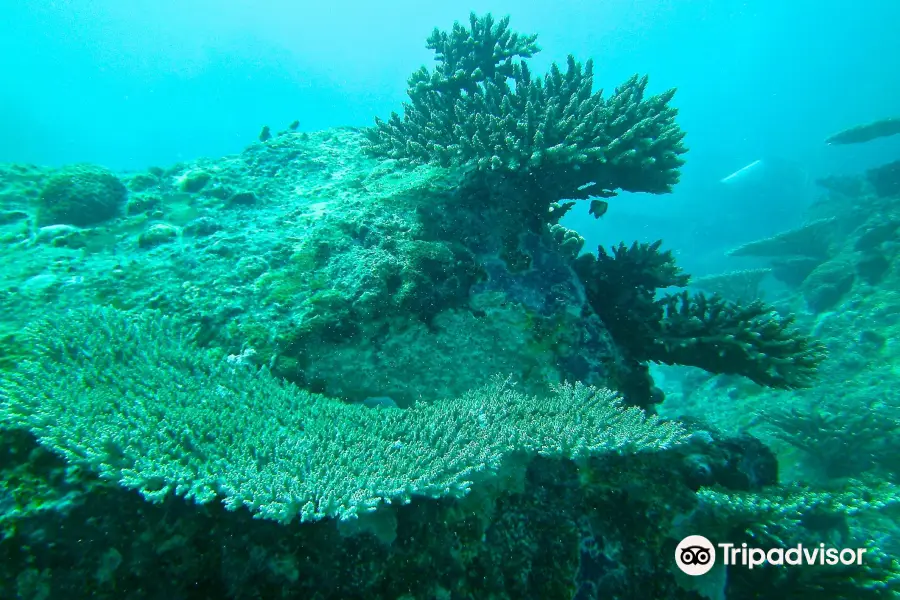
[676,535,716,576]
[675,535,869,576]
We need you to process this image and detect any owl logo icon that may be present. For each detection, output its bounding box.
[676,535,716,576]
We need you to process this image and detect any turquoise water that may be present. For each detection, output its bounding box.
[1,2,899,598]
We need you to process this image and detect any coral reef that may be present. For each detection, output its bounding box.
[3,306,686,524]
[759,382,900,479]
[1,399,892,599]
[0,129,628,408]
[0,11,867,598]
[655,143,900,597]
[364,13,687,233]
[726,180,900,313]
[693,482,900,599]
[0,422,791,600]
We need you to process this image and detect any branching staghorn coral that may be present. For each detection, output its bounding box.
[0,306,687,524]
[363,13,687,229]
[574,240,689,359]
[575,240,826,396]
[652,292,824,389]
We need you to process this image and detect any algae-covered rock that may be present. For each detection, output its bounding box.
[125,193,162,215]
[138,223,179,248]
[802,259,856,313]
[177,170,212,193]
[226,190,257,207]
[126,171,161,192]
[37,164,127,227]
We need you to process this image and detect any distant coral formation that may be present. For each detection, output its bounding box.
[689,268,771,303]
[825,116,900,145]
[867,159,900,198]
[726,217,840,288]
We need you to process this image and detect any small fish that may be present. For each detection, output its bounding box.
[589,199,608,219]
[259,125,272,142]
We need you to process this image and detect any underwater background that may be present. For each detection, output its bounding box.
[1,1,900,598]
[4,0,900,275]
